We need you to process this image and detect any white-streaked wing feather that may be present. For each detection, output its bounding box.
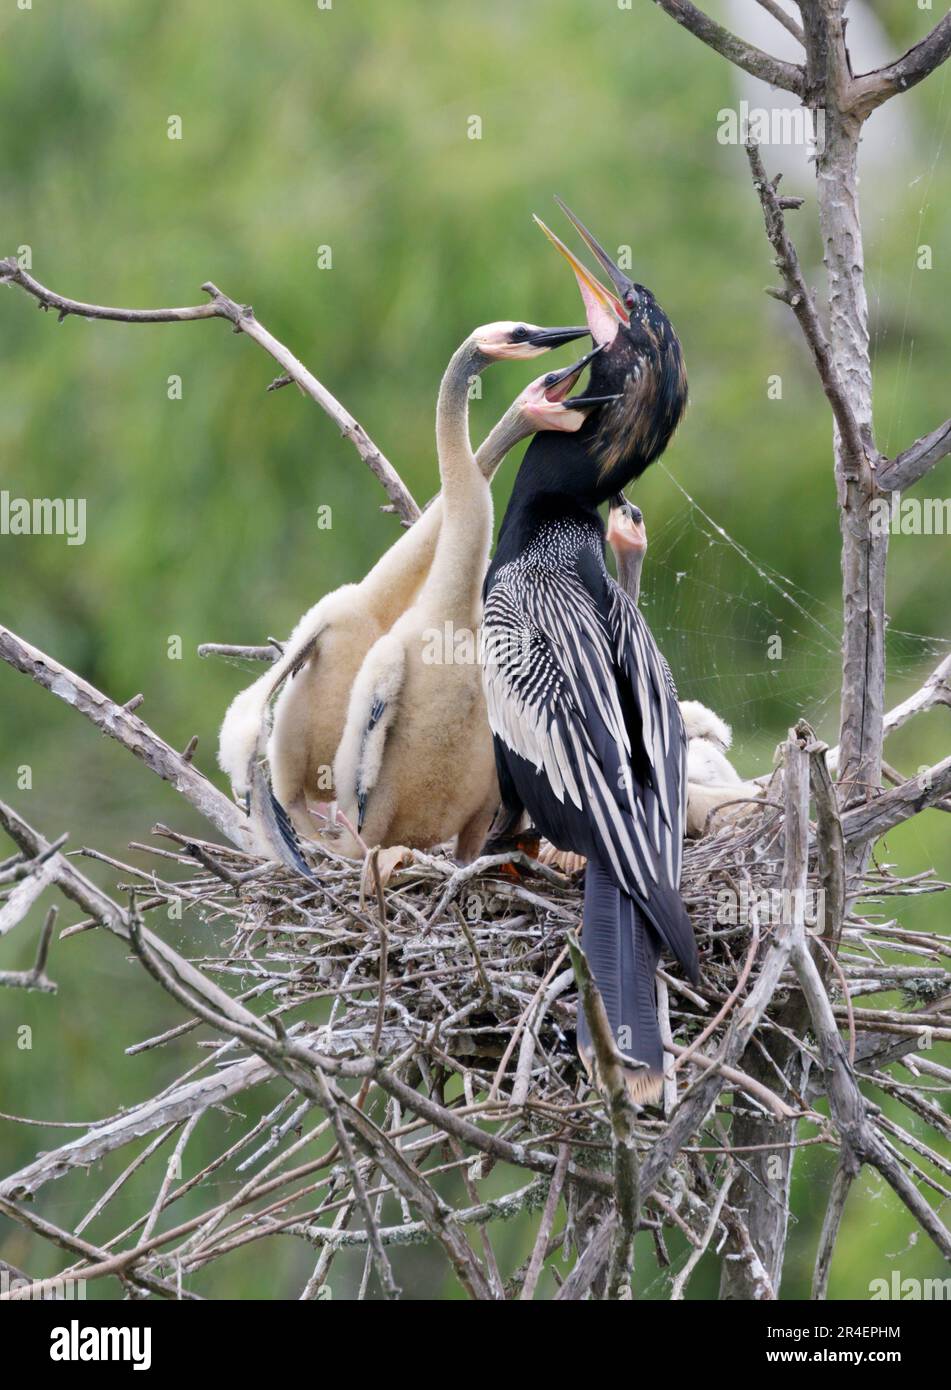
[483,562,685,899]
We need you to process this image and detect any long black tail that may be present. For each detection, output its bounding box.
[578,858,664,1104]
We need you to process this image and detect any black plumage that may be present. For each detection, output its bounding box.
[482,204,697,1103]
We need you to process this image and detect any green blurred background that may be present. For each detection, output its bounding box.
[0,0,948,1299]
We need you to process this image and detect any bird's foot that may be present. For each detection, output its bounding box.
[536,839,587,877]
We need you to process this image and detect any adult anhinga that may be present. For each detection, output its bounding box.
[541,499,758,862]
[330,321,592,859]
[216,322,589,841]
[482,203,698,1103]
[536,493,648,877]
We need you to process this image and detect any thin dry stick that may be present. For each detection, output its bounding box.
[839,754,951,845]
[754,0,803,45]
[653,0,805,91]
[0,258,419,524]
[0,903,58,993]
[0,1196,200,1302]
[198,642,281,663]
[670,1164,734,1300]
[520,1143,570,1301]
[877,417,951,492]
[793,936,951,1259]
[674,911,760,1072]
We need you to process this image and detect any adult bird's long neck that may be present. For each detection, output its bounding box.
[424,339,493,619]
[492,427,603,571]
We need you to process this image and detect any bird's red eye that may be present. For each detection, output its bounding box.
[625,291,637,309]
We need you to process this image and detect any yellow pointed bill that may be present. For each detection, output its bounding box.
[533,214,626,346]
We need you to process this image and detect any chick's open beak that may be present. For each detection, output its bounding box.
[541,342,603,402]
[607,495,647,552]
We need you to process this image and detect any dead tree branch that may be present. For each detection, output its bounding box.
[791,939,951,1259]
[754,0,803,45]
[877,417,951,493]
[0,258,420,524]
[0,904,58,994]
[847,13,951,117]
[827,651,951,777]
[839,754,951,846]
[198,642,281,664]
[744,140,869,480]
[652,0,805,92]
[0,623,251,849]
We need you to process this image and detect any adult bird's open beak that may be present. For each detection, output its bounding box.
[554,197,637,310]
[534,212,627,347]
[523,324,590,349]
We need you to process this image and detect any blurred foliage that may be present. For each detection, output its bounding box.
[0,0,947,1299]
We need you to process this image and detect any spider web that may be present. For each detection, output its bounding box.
[628,466,950,769]
[633,54,951,779]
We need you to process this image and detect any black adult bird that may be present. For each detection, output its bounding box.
[482,201,698,1103]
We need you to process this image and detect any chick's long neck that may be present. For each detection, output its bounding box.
[422,339,493,621]
[355,379,526,629]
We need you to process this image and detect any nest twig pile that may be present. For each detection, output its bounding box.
[2,734,948,1300]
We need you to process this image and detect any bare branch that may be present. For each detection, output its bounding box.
[520,1145,569,1301]
[670,1164,734,1299]
[0,1195,201,1301]
[810,1153,857,1300]
[652,0,805,92]
[0,801,281,1047]
[807,737,847,963]
[791,938,951,1258]
[0,904,58,994]
[0,858,58,939]
[0,258,420,525]
[840,755,951,846]
[827,652,951,777]
[876,417,951,493]
[847,14,951,117]
[0,1058,271,1201]
[0,623,251,850]
[0,258,218,323]
[198,641,281,664]
[745,141,869,479]
[754,0,803,45]
[201,282,420,524]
